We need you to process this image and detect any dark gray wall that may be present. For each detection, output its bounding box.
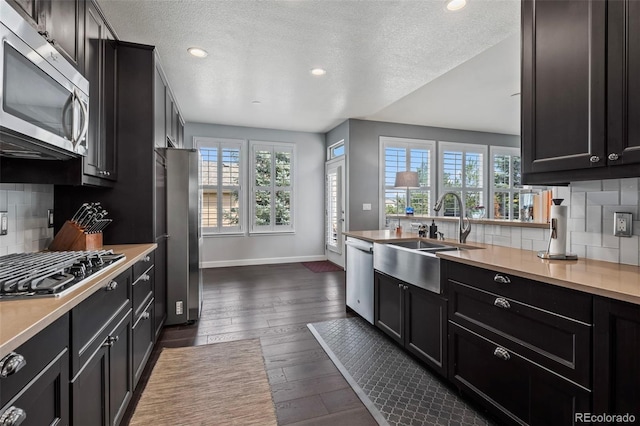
[347,119,520,231]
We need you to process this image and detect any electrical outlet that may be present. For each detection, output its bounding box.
[176,300,183,315]
[614,212,633,237]
[0,212,7,235]
[363,203,371,211]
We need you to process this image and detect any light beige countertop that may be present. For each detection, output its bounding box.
[344,230,640,305]
[0,243,156,358]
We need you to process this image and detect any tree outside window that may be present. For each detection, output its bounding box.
[251,142,294,232]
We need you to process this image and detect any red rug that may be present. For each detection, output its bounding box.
[301,261,343,273]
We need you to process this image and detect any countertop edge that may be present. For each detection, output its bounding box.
[435,253,640,305]
[0,243,157,358]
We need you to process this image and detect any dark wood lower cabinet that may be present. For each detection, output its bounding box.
[0,349,69,426]
[132,299,155,388]
[450,322,590,426]
[71,310,132,426]
[593,297,640,423]
[374,271,447,376]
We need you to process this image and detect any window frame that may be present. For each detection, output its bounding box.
[437,141,488,217]
[327,139,345,160]
[489,146,522,220]
[249,140,296,234]
[194,136,245,236]
[379,136,436,228]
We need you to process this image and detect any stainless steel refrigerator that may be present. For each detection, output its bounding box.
[165,148,203,325]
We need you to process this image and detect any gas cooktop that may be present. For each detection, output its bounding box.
[0,249,125,300]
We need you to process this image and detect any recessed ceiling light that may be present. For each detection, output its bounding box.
[310,68,327,76]
[445,0,467,11]
[187,47,208,58]
[251,100,262,105]
[510,92,521,97]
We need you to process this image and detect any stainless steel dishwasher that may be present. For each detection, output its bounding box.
[345,237,374,324]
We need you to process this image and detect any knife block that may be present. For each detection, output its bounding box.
[49,221,103,251]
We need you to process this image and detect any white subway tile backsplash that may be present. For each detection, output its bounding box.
[572,231,602,247]
[586,191,619,205]
[587,246,619,263]
[520,239,533,251]
[571,244,586,258]
[570,192,586,218]
[0,185,54,254]
[585,205,602,233]
[621,178,639,205]
[602,233,620,249]
[571,180,602,192]
[620,236,639,266]
[603,180,621,191]
[522,228,546,241]
[569,218,586,232]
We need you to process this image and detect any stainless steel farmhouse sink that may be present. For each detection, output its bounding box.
[374,240,472,293]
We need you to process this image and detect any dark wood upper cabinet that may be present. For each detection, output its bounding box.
[82,1,117,185]
[522,0,640,184]
[7,0,83,69]
[607,0,640,166]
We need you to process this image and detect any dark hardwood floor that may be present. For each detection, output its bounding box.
[122,263,377,425]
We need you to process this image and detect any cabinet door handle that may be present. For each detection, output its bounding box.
[493,297,511,309]
[493,274,511,284]
[589,155,600,163]
[403,285,408,290]
[102,335,119,347]
[608,153,619,161]
[493,347,510,361]
[0,406,26,426]
[143,255,151,262]
[105,280,118,291]
[0,352,26,378]
[142,312,151,320]
[140,273,151,282]
[398,283,402,289]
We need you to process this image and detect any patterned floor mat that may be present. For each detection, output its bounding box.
[308,317,495,426]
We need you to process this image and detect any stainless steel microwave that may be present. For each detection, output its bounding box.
[0,0,89,160]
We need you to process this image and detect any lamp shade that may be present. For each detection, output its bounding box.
[394,171,420,189]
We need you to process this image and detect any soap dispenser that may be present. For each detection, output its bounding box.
[429,220,438,239]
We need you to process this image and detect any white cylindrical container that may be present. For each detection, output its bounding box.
[549,204,568,255]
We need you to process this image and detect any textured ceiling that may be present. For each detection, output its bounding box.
[98,0,520,134]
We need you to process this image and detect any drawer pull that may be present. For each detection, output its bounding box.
[493,274,511,284]
[142,312,151,320]
[493,347,511,361]
[105,280,118,291]
[140,273,151,282]
[0,406,26,426]
[143,255,151,262]
[493,298,511,309]
[0,352,26,378]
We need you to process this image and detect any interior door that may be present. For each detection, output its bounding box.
[325,158,345,267]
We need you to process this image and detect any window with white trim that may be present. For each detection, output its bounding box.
[194,137,244,234]
[327,140,345,160]
[250,141,295,233]
[438,141,487,217]
[490,146,522,219]
[380,137,435,225]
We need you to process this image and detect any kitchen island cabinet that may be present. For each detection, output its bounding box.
[444,260,592,425]
[374,271,447,377]
[593,297,640,423]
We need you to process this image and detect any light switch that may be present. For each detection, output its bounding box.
[363,203,371,211]
[614,212,633,237]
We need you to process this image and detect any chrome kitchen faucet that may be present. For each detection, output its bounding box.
[433,192,471,244]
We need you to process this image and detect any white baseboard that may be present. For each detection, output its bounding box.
[201,255,328,269]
